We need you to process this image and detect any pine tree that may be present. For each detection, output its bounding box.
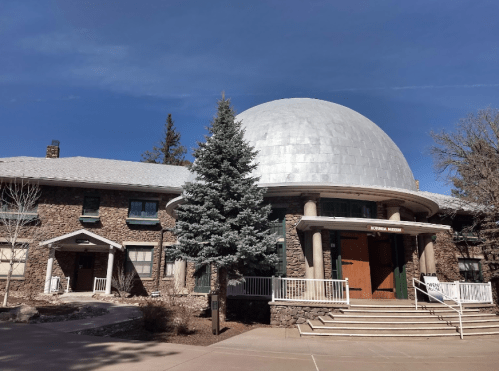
[168,94,278,319]
[141,114,188,165]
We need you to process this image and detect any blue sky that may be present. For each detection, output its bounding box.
[1,0,498,195]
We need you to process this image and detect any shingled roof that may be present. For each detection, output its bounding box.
[0,156,190,193]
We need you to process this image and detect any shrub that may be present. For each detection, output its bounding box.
[111,267,135,298]
[140,301,173,333]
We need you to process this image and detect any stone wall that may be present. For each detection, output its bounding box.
[270,302,345,327]
[0,185,178,296]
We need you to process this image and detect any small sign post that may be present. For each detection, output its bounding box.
[211,294,219,335]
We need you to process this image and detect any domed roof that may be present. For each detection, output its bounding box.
[236,98,417,191]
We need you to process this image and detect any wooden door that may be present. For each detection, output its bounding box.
[341,232,372,299]
[75,253,95,292]
[368,235,395,299]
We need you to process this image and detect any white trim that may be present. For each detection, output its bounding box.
[0,238,33,243]
[39,229,123,250]
[296,216,451,235]
[122,241,157,247]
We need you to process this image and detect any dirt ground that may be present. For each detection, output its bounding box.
[77,311,269,346]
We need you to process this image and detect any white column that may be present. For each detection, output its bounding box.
[312,228,324,280]
[385,200,404,221]
[44,246,55,294]
[174,259,187,291]
[105,246,115,295]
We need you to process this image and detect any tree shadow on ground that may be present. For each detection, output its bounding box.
[0,322,182,371]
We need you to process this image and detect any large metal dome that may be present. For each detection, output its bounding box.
[236,98,417,191]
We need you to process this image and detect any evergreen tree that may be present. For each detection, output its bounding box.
[141,114,188,165]
[168,94,278,318]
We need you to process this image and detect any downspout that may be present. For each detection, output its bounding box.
[155,227,174,292]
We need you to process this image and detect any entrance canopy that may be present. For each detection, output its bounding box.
[296,216,451,235]
[39,229,123,251]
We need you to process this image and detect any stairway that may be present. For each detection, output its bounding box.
[297,303,499,338]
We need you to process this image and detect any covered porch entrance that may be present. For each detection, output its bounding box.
[330,231,407,300]
[40,229,123,295]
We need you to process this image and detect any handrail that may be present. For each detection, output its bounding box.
[413,278,463,339]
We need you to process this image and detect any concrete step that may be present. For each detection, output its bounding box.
[319,316,499,326]
[340,308,480,314]
[329,312,497,320]
[314,319,499,330]
[297,323,460,338]
[349,304,461,309]
[308,320,460,333]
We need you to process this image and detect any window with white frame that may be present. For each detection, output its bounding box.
[458,258,483,283]
[0,245,28,277]
[126,246,154,277]
[165,261,175,277]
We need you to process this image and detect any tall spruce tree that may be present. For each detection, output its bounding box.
[169,94,278,319]
[141,114,188,165]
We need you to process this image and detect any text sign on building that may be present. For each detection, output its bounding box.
[367,225,404,234]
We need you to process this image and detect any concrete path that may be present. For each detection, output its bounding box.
[34,297,142,333]
[2,322,499,371]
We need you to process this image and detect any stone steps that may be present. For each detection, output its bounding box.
[297,303,499,338]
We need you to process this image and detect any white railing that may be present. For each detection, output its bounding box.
[50,276,60,293]
[93,277,106,293]
[439,281,493,304]
[65,277,71,293]
[227,276,272,297]
[272,277,349,304]
[413,278,463,339]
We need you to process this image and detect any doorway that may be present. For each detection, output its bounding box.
[334,231,408,299]
[74,252,95,292]
[340,232,372,299]
[368,234,395,299]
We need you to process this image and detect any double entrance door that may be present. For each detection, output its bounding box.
[331,231,407,299]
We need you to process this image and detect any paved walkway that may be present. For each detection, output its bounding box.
[2,322,499,371]
[34,296,142,333]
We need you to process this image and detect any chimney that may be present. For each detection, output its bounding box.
[46,140,60,159]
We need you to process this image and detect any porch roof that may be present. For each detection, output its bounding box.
[296,216,452,235]
[39,229,123,250]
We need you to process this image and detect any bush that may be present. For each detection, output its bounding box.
[111,267,136,298]
[140,301,173,333]
[139,300,193,335]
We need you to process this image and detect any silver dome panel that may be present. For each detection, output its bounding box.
[236,98,416,191]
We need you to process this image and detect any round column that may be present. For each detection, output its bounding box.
[105,247,115,295]
[415,213,429,277]
[423,234,436,275]
[44,247,55,294]
[174,259,187,291]
[301,193,320,280]
[312,228,324,280]
[384,200,404,221]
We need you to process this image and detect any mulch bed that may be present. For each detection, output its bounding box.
[77,311,269,346]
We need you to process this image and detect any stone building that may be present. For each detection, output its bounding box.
[0,98,493,304]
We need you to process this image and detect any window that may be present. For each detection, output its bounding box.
[165,261,175,277]
[458,258,483,283]
[321,198,376,218]
[0,245,28,277]
[82,196,100,216]
[126,246,154,277]
[128,200,158,218]
[276,242,286,276]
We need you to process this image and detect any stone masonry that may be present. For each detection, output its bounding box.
[0,185,178,295]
